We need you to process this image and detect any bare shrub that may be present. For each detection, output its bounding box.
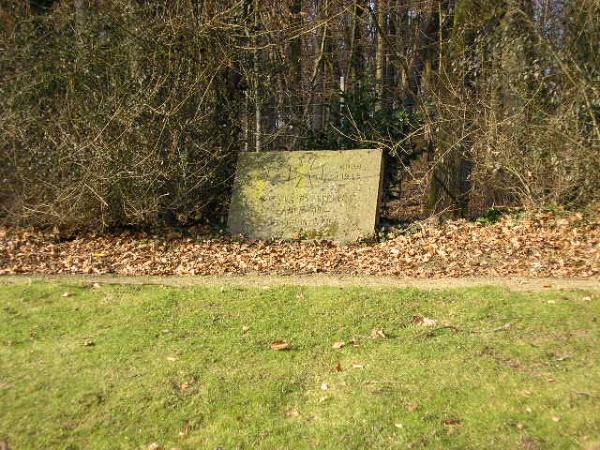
[425,0,599,215]
[0,1,242,229]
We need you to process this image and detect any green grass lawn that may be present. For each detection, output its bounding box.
[1,282,599,449]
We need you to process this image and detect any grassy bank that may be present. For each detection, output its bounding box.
[1,282,599,449]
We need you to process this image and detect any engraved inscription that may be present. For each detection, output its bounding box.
[227,149,383,241]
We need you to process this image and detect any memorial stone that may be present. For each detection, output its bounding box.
[227,149,383,241]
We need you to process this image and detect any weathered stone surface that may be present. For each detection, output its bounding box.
[227,149,383,241]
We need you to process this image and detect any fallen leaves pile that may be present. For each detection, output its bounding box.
[1,211,598,278]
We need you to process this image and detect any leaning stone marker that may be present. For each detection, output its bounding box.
[227,149,383,241]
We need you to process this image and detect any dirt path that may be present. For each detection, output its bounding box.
[1,274,598,291]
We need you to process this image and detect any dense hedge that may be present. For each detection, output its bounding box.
[1,1,598,231]
[1,2,243,229]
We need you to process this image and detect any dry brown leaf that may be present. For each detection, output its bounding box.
[521,437,540,450]
[335,362,342,372]
[407,402,418,412]
[178,423,192,437]
[285,409,300,418]
[371,328,386,339]
[179,381,194,392]
[443,418,461,426]
[1,211,597,279]
[271,341,290,351]
[412,315,438,327]
[332,341,346,349]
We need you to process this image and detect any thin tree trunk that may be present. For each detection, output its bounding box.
[253,0,262,152]
[243,91,250,152]
[375,0,387,112]
[74,0,87,30]
[427,0,470,217]
[241,0,253,152]
[74,0,88,47]
[348,0,364,90]
[192,0,204,22]
[288,0,303,148]
[306,0,329,134]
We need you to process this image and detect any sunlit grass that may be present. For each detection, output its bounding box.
[1,282,599,449]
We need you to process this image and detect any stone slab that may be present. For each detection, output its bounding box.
[227,149,383,241]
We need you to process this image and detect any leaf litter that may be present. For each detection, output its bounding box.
[271,341,290,351]
[1,211,598,278]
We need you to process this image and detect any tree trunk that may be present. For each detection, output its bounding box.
[427,0,483,218]
[288,0,303,148]
[348,0,365,90]
[375,0,387,112]
[74,0,87,28]
[74,0,88,47]
[307,0,329,135]
[253,0,262,152]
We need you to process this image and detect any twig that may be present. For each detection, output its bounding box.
[423,325,461,337]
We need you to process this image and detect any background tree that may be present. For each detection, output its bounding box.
[0,0,597,230]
